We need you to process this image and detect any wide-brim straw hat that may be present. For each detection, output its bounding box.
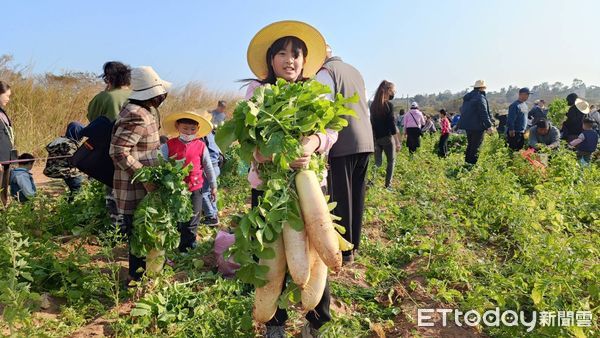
[575,98,590,114]
[247,20,326,79]
[163,111,213,138]
[129,66,172,101]
[472,80,487,89]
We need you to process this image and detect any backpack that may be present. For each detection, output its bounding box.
[43,137,80,179]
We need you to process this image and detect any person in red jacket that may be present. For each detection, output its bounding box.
[162,111,217,252]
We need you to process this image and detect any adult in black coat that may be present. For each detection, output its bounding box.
[562,93,586,141]
[0,81,15,206]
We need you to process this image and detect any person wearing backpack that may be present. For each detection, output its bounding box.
[44,122,86,201]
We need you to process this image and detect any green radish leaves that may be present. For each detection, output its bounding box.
[130,156,194,258]
[217,78,358,287]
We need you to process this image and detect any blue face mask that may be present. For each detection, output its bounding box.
[179,134,196,142]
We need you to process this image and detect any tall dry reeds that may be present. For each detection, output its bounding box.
[0,55,239,156]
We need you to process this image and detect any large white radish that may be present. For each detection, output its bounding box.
[301,243,328,311]
[253,236,287,323]
[282,222,311,289]
[295,170,342,271]
[146,248,165,275]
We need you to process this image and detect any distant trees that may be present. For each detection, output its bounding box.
[390,79,599,116]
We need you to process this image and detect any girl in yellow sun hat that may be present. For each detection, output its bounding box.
[160,111,218,252]
[243,20,334,338]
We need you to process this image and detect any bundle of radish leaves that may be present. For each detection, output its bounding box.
[216,78,357,322]
[131,156,194,275]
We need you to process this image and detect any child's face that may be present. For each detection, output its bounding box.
[271,43,305,82]
[176,122,198,135]
[583,123,592,130]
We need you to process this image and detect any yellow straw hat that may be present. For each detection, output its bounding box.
[163,111,213,138]
[247,20,327,79]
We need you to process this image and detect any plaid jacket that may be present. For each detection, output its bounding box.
[109,103,160,215]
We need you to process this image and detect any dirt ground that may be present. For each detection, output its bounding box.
[17,165,486,338]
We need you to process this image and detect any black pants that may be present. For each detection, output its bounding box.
[328,153,369,255]
[438,133,449,157]
[507,132,525,151]
[178,189,203,252]
[405,128,422,153]
[251,188,332,329]
[373,137,395,187]
[122,214,146,280]
[465,130,485,165]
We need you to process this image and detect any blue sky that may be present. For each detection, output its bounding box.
[4,0,599,97]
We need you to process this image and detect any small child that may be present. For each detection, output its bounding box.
[161,111,217,252]
[569,119,599,165]
[438,109,451,157]
[10,153,36,203]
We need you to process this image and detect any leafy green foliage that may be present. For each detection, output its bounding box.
[0,228,40,335]
[121,276,254,337]
[130,157,194,257]
[547,98,568,126]
[215,79,357,286]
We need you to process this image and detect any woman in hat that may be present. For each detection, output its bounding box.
[562,93,589,142]
[244,20,333,338]
[403,101,426,153]
[0,81,15,206]
[160,111,217,252]
[109,66,171,281]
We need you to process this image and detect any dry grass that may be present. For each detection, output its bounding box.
[0,55,240,156]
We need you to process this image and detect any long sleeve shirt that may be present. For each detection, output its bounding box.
[507,100,528,133]
[9,168,36,202]
[245,80,338,189]
[403,109,426,129]
[440,117,451,135]
[528,125,560,149]
[370,102,397,139]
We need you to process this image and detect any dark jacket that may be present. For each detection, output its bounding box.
[0,107,14,162]
[562,105,585,138]
[458,90,492,131]
[370,101,397,139]
[507,100,528,133]
[528,105,547,125]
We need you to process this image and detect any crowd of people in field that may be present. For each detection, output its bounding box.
[0,19,598,338]
[369,80,599,188]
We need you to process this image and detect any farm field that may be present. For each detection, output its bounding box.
[1,135,598,337]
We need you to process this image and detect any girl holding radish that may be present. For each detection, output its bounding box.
[243,21,337,338]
